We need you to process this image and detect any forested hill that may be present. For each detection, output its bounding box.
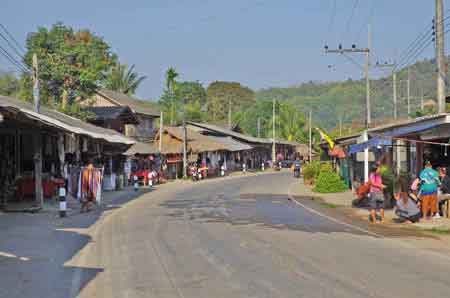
[255,58,441,131]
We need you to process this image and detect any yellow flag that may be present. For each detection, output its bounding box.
[315,128,334,149]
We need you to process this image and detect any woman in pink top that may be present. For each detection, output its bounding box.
[369,165,386,223]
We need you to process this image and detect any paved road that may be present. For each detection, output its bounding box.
[22,172,450,297]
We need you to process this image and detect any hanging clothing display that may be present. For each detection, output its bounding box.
[80,165,103,204]
[68,166,81,198]
[82,138,88,152]
[65,134,77,154]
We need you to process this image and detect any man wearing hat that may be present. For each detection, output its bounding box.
[419,160,440,220]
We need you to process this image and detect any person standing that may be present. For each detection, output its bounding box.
[369,165,386,223]
[419,161,440,220]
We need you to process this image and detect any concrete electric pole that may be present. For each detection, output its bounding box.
[436,0,447,113]
[421,84,425,111]
[228,98,232,129]
[407,67,411,117]
[365,24,371,126]
[325,25,371,127]
[375,61,397,119]
[309,110,312,162]
[159,111,163,152]
[182,99,187,179]
[272,98,276,166]
[32,53,43,209]
[257,117,261,138]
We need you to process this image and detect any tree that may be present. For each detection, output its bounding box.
[103,63,146,95]
[159,79,207,124]
[21,23,116,110]
[163,67,179,125]
[0,73,19,97]
[206,81,255,123]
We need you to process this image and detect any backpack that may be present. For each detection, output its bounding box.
[356,183,370,199]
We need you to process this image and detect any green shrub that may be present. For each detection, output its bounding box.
[379,165,394,196]
[302,163,316,181]
[313,171,348,193]
[319,162,333,173]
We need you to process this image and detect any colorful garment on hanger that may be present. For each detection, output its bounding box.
[80,165,103,203]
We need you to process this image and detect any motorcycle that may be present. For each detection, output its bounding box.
[190,165,198,181]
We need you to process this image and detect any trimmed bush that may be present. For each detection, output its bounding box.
[313,171,348,193]
[319,162,333,173]
[379,165,394,195]
[302,163,316,181]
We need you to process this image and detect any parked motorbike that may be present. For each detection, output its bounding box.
[293,162,301,178]
[190,166,198,181]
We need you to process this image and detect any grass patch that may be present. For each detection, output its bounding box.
[424,227,450,235]
[319,202,338,209]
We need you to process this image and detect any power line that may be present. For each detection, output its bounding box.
[327,0,337,35]
[0,44,29,73]
[394,12,450,71]
[342,52,364,71]
[0,24,25,54]
[356,0,375,43]
[342,0,359,41]
[0,31,25,61]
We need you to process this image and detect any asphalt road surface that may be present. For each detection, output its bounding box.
[63,172,450,297]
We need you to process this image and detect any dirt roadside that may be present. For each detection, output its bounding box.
[288,178,450,255]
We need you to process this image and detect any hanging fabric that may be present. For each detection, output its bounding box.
[80,165,103,203]
[82,138,88,152]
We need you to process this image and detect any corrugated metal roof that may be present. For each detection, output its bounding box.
[204,135,253,152]
[86,106,138,122]
[124,141,157,155]
[0,95,135,145]
[97,89,160,117]
[164,126,228,152]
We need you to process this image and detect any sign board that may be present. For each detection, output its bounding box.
[356,151,375,162]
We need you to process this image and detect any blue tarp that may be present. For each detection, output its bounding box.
[349,118,444,154]
[348,138,392,154]
[381,120,441,137]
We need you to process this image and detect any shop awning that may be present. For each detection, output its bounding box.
[348,138,392,154]
[0,95,135,145]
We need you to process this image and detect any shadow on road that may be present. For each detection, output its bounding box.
[0,187,152,298]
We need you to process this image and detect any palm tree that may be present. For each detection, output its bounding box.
[165,67,179,125]
[104,63,147,95]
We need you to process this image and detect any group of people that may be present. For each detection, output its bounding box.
[366,160,450,224]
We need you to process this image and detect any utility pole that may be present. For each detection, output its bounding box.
[272,98,276,166]
[436,0,447,113]
[393,71,398,119]
[325,25,371,127]
[257,117,261,138]
[159,111,163,152]
[182,99,187,179]
[421,84,425,111]
[375,61,397,119]
[32,53,43,209]
[365,24,371,127]
[309,110,312,162]
[32,54,40,113]
[338,116,342,137]
[407,67,411,117]
[228,99,232,129]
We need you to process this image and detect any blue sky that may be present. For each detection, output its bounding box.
[0,1,441,100]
